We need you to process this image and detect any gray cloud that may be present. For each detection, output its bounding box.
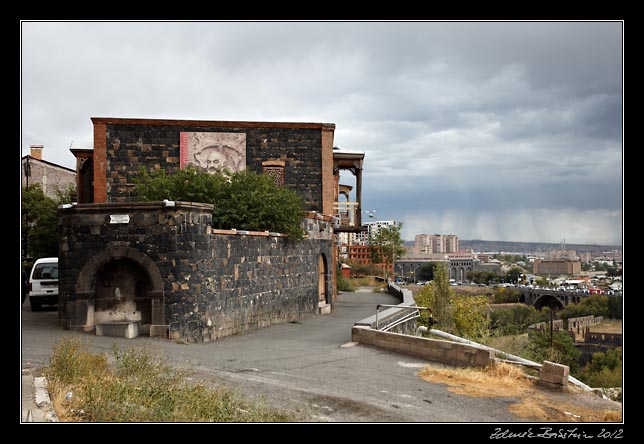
[21,21,622,244]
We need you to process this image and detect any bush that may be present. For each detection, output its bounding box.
[489,305,543,336]
[559,295,610,320]
[45,336,293,422]
[579,348,622,389]
[492,287,522,303]
[336,273,356,292]
[134,166,305,239]
[22,184,70,259]
[451,295,490,340]
[526,330,581,373]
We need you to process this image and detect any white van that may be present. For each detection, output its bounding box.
[28,257,58,311]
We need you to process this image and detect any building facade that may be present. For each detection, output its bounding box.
[60,117,346,340]
[533,259,582,276]
[413,234,459,255]
[22,145,76,199]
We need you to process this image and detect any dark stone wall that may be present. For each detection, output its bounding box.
[104,124,322,211]
[58,202,333,342]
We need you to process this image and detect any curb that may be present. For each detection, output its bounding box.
[22,371,58,423]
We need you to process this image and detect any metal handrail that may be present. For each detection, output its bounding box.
[375,304,431,331]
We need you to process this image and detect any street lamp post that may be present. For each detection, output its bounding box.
[22,158,31,258]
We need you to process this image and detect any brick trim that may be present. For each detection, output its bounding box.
[93,122,107,203]
[91,117,335,130]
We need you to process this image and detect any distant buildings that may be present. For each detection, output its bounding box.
[21,145,76,199]
[533,259,581,276]
[413,234,459,255]
[547,249,578,261]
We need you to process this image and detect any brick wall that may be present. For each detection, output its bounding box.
[93,118,332,213]
[58,202,333,342]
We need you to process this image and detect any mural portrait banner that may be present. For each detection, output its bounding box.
[180,132,247,173]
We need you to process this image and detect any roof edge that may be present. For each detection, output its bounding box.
[91,117,335,131]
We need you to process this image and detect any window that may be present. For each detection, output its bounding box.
[262,160,285,188]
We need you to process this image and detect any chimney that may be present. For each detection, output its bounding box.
[30,145,43,160]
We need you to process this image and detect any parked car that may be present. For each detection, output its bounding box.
[28,257,58,311]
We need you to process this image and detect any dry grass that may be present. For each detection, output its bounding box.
[589,320,622,334]
[418,362,622,422]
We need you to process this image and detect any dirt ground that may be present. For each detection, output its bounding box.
[418,363,622,422]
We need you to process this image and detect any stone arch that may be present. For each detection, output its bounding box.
[76,245,163,295]
[74,245,165,337]
[534,294,565,311]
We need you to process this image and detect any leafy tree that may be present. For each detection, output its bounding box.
[489,305,543,335]
[559,295,609,320]
[451,295,490,340]
[414,262,453,330]
[579,348,622,388]
[527,329,581,372]
[492,287,522,303]
[367,223,406,280]
[133,166,305,239]
[506,267,523,284]
[22,184,63,260]
[607,296,623,320]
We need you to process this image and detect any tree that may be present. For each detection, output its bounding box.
[527,329,581,373]
[415,262,453,330]
[22,184,63,260]
[559,295,609,320]
[451,295,490,340]
[133,166,306,239]
[506,267,523,284]
[367,223,406,280]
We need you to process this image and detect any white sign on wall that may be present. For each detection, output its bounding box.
[110,214,130,224]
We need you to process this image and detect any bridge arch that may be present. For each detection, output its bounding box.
[533,294,564,311]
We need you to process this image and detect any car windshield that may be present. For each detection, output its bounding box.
[32,264,58,280]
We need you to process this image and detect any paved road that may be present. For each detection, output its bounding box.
[21,289,521,422]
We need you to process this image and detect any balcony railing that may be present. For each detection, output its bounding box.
[333,201,359,228]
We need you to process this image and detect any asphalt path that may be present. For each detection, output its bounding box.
[21,289,522,422]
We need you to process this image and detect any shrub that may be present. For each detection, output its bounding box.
[45,336,293,422]
[133,166,305,239]
[489,305,543,336]
[492,287,522,303]
[526,330,581,373]
[579,348,622,389]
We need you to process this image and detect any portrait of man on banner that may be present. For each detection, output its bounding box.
[180,132,246,173]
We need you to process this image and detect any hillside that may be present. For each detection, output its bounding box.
[404,239,622,254]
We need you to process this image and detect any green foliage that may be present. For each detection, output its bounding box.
[607,296,623,320]
[579,348,622,389]
[367,223,406,279]
[467,271,498,285]
[336,270,356,292]
[451,295,490,340]
[414,262,453,330]
[45,336,293,422]
[489,305,543,335]
[22,184,67,259]
[527,330,581,373]
[344,261,381,278]
[505,267,524,284]
[492,287,522,303]
[559,295,610,320]
[133,166,305,239]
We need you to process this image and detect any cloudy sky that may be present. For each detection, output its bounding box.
[20,21,622,245]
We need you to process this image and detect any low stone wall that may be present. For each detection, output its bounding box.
[584,331,622,347]
[351,325,496,368]
[58,201,334,342]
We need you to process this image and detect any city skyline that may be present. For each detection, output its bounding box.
[21,22,622,245]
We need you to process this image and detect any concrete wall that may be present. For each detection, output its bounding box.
[58,201,333,342]
[351,326,496,368]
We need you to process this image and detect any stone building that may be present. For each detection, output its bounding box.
[59,117,352,341]
[21,145,76,199]
[533,259,581,276]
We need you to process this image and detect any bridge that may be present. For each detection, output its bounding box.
[519,288,596,310]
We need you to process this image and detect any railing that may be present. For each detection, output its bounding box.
[333,201,359,227]
[375,304,431,332]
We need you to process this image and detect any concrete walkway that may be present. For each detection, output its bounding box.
[21,291,521,422]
